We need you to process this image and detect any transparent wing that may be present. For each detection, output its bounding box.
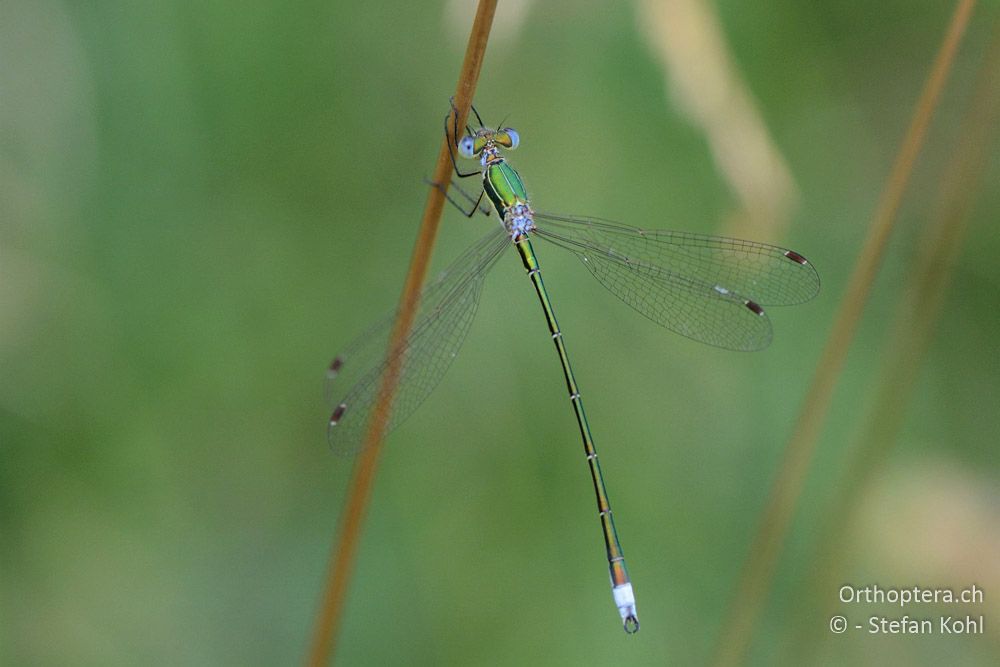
[326,227,509,454]
[532,213,820,351]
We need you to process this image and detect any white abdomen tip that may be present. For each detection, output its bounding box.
[612,583,639,633]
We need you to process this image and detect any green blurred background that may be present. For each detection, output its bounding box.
[2,1,998,665]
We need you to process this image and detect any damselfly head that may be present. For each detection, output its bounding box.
[457,127,520,159]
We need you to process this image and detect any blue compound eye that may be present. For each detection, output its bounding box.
[458,136,476,158]
[499,128,519,150]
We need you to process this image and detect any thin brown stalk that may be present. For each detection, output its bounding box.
[789,18,1000,663]
[710,2,977,665]
[305,3,498,665]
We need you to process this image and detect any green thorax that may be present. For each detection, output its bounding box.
[483,160,528,217]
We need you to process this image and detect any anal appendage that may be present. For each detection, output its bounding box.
[613,582,639,634]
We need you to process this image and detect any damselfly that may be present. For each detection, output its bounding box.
[326,103,820,633]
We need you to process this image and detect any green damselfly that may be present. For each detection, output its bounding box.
[326,104,820,633]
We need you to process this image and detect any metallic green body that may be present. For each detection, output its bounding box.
[464,129,637,631]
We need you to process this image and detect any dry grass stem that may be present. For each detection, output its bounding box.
[304,2,498,665]
[789,16,1000,662]
[711,2,977,665]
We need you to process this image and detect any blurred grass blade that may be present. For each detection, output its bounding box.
[789,17,1000,663]
[711,1,978,665]
[637,0,799,238]
[305,2,498,665]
